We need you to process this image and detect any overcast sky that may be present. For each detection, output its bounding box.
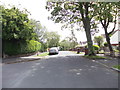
[1,0,118,43]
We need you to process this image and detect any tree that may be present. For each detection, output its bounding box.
[2,6,38,41]
[94,36,104,47]
[66,29,78,49]
[1,5,40,56]
[95,2,119,56]
[46,2,99,56]
[30,19,47,42]
[59,39,72,51]
[45,31,60,48]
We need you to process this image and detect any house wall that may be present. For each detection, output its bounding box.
[110,30,119,45]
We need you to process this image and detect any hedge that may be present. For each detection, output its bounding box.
[3,40,41,55]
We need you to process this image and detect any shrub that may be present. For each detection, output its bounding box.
[3,40,41,55]
[113,49,119,52]
[27,40,41,52]
[104,42,108,47]
[93,45,100,51]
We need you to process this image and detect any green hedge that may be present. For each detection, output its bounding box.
[3,40,41,55]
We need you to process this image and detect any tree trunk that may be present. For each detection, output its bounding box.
[83,18,95,56]
[104,27,114,56]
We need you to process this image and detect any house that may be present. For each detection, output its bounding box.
[110,29,120,46]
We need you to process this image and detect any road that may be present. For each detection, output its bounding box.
[2,51,118,88]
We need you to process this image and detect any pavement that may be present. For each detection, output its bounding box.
[96,54,119,72]
[2,53,43,64]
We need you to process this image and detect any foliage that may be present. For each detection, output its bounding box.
[2,6,38,41]
[30,19,47,42]
[45,31,60,48]
[113,65,120,70]
[4,40,41,55]
[46,2,102,55]
[1,6,43,56]
[94,36,104,47]
[27,40,41,52]
[40,42,48,52]
[59,39,72,50]
[65,29,78,48]
[104,42,108,47]
[113,49,119,52]
[95,2,119,55]
[93,45,100,51]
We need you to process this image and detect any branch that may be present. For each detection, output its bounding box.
[99,18,104,27]
[85,2,89,18]
[106,17,110,27]
[78,2,84,20]
[108,20,117,36]
[108,9,117,35]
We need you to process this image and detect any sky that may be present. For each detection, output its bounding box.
[1,0,118,43]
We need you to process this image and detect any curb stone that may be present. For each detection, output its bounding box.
[111,67,120,72]
[95,60,119,72]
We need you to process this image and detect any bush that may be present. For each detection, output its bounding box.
[3,40,41,55]
[93,45,100,51]
[27,40,41,52]
[104,42,108,47]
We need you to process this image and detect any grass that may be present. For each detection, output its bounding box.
[113,65,120,70]
[77,52,85,54]
[99,52,105,54]
[36,52,49,57]
[114,49,119,53]
[83,55,108,59]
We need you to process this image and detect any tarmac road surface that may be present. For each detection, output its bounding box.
[2,51,118,88]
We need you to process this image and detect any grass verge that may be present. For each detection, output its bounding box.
[113,65,120,70]
[83,55,108,59]
[36,52,49,57]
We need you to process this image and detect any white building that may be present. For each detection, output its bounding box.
[110,30,120,46]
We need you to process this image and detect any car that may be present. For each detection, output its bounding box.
[49,47,59,55]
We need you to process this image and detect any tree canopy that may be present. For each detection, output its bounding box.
[2,6,38,41]
[46,2,120,56]
[46,2,100,55]
[95,2,119,55]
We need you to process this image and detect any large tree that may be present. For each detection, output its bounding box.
[95,2,119,56]
[2,6,37,41]
[2,6,39,56]
[46,2,99,56]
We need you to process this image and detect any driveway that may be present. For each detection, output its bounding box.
[2,51,118,88]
